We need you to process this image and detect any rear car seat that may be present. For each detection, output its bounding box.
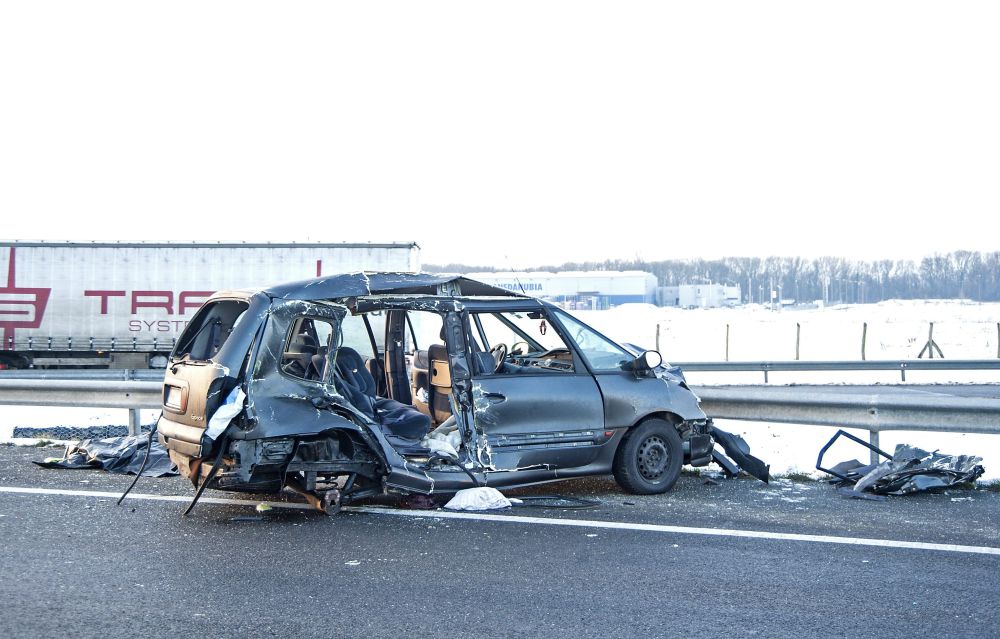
[333,347,431,440]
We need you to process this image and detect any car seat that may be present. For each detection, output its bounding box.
[334,346,431,440]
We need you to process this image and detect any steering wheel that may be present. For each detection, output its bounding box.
[490,343,508,373]
[510,341,530,355]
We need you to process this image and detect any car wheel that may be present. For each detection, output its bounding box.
[612,418,683,494]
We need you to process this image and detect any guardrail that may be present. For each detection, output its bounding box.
[1,371,998,465]
[0,379,161,436]
[675,359,1000,382]
[3,359,998,383]
[0,369,164,381]
[695,384,1000,463]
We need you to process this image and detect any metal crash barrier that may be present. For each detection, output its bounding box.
[1,365,998,458]
[0,378,161,436]
[694,384,1000,464]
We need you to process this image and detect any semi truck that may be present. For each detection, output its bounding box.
[0,241,420,369]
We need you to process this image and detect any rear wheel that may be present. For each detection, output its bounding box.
[612,418,683,494]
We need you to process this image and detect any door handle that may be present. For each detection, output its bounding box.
[484,392,506,403]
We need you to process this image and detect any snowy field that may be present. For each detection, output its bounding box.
[1,300,998,481]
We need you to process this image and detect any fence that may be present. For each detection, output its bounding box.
[571,307,1000,363]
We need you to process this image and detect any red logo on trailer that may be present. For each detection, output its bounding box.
[0,247,52,349]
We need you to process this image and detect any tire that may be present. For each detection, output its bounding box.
[612,418,683,494]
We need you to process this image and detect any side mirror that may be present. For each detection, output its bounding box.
[622,350,662,376]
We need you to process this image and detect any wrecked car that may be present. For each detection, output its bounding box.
[154,272,728,514]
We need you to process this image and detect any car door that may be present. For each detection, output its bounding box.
[244,299,350,439]
[465,307,607,470]
[549,308,704,427]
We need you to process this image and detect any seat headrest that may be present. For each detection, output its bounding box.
[290,333,318,350]
[335,346,365,372]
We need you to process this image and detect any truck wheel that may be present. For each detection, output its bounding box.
[613,418,683,494]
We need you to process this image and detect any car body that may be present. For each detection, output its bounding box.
[156,272,719,513]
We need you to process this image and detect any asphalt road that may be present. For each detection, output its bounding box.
[1,444,998,639]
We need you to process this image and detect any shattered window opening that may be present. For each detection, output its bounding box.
[280,316,340,384]
[340,312,382,360]
[470,310,575,375]
[173,299,250,361]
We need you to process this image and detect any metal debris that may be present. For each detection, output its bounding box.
[818,429,985,496]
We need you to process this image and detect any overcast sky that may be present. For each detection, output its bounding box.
[1,1,997,269]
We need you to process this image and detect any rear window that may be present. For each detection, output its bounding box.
[173,299,250,361]
[281,316,339,382]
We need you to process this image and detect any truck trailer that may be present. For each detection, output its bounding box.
[0,241,420,369]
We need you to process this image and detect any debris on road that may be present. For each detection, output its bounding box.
[710,426,771,483]
[400,494,437,510]
[444,487,512,511]
[818,429,984,497]
[32,435,176,477]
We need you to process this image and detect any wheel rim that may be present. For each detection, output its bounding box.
[636,435,669,481]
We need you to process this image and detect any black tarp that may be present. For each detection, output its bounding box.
[34,435,177,477]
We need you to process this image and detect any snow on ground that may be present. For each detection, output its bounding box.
[1,300,997,481]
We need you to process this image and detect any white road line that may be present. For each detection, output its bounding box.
[2,485,999,557]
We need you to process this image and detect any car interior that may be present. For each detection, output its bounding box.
[277,306,583,451]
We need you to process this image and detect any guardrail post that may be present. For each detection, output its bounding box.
[868,431,881,466]
[128,409,140,436]
[725,324,730,362]
[861,322,867,361]
[795,323,801,361]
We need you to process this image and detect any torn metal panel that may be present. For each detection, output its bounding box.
[817,429,985,496]
[266,272,521,301]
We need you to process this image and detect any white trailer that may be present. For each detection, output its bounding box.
[0,241,420,369]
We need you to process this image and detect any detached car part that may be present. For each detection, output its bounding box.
[817,429,985,496]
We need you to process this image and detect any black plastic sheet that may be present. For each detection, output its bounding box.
[34,435,177,477]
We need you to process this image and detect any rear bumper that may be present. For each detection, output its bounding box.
[157,414,205,458]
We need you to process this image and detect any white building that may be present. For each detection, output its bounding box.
[465,271,658,309]
[658,284,741,308]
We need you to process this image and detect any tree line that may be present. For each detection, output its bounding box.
[426,251,1000,303]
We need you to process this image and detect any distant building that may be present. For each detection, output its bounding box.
[658,284,741,308]
[466,271,658,309]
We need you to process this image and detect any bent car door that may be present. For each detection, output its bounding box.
[465,307,606,470]
[244,299,349,439]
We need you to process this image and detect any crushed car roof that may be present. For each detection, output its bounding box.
[265,272,525,301]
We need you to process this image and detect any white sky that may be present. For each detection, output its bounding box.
[1,1,998,269]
